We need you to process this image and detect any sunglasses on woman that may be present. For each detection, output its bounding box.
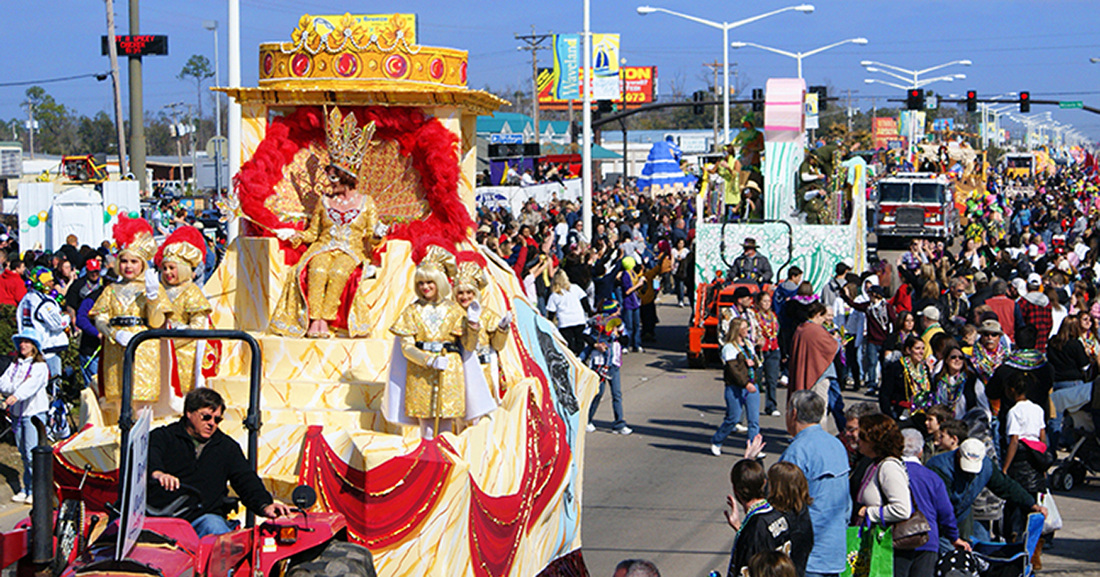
[948,355,965,361]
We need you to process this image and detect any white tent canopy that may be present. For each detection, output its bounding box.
[51,187,106,250]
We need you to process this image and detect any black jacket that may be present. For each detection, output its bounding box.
[147,419,273,521]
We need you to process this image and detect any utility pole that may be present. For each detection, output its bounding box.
[129,0,147,193]
[104,0,128,175]
[846,88,858,134]
[515,27,552,147]
[703,60,722,152]
[22,103,35,159]
[165,102,187,191]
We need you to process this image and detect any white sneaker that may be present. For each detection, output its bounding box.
[735,424,748,433]
[585,423,596,433]
[710,444,722,457]
[770,410,781,417]
[23,495,31,506]
[614,426,633,436]
[779,375,789,386]
[11,492,26,503]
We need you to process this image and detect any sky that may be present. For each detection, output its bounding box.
[3,0,1099,142]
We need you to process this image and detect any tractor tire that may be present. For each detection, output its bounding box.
[287,541,377,577]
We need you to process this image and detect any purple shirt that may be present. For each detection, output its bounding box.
[905,457,959,551]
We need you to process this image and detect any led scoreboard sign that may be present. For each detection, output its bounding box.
[100,35,169,57]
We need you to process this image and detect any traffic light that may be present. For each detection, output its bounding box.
[966,90,977,112]
[692,90,707,115]
[752,88,764,112]
[1019,91,1030,113]
[907,88,925,110]
[809,85,828,111]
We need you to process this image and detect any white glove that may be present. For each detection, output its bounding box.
[429,355,449,371]
[498,311,513,330]
[114,330,133,348]
[273,228,297,241]
[362,263,378,279]
[467,300,482,323]
[373,222,389,238]
[144,268,160,300]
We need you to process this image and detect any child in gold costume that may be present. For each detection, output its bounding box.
[271,106,383,338]
[155,226,214,404]
[453,251,512,405]
[89,216,170,403]
[383,247,480,439]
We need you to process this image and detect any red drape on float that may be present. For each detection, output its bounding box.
[297,425,452,549]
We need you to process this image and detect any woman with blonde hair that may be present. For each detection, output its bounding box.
[0,330,50,504]
[710,318,760,456]
[767,462,814,576]
[546,269,589,354]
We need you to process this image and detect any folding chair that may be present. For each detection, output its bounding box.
[973,512,1044,577]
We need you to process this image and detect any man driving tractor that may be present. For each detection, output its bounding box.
[149,388,292,537]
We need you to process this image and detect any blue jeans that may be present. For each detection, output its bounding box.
[13,413,44,493]
[805,572,839,577]
[862,341,882,391]
[588,365,626,430]
[623,307,641,350]
[712,385,760,446]
[44,355,61,379]
[761,349,780,413]
[827,378,846,433]
[1050,380,1083,451]
[78,353,98,389]
[191,513,236,538]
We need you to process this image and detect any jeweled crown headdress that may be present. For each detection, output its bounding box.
[325,106,376,179]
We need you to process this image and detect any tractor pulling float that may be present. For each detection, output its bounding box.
[0,13,596,577]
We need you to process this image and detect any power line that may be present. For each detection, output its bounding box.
[0,72,108,88]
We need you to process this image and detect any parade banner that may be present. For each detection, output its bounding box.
[537,66,657,110]
[804,92,820,130]
[873,117,898,149]
[552,34,581,100]
[309,14,417,43]
[591,33,621,100]
[931,117,955,132]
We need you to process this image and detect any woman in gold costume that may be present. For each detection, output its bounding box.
[271,106,383,338]
[155,225,214,406]
[89,216,170,403]
[383,247,479,439]
[453,251,511,407]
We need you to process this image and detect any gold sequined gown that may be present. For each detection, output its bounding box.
[390,299,478,419]
[165,282,213,393]
[270,194,379,337]
[90,281,171,402]
[471,309,510,401]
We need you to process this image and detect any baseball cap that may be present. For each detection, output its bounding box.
[921,305,941,322]
[959,438,985,473]
[1027,272,1042,287]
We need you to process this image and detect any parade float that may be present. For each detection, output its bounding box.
[695,79,869,291]
[53,14,597,576]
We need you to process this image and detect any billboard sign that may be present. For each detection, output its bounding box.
[873,117,899,149]
[537,66,657,111]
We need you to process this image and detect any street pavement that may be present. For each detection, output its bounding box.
[581,298,1100,577]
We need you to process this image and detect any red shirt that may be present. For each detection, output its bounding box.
[0,270,26,306]
[986,295,1016,341]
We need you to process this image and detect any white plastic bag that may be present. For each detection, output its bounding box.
[1039,490,1062,533]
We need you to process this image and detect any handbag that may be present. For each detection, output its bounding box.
[891,503,931,550]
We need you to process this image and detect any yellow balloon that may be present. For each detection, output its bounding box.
[37,211,48,222]
[107,204,119,216]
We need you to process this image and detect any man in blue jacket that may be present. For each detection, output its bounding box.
[778,390,850,577]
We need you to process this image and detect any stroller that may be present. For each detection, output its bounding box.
[1049,381,1098,491]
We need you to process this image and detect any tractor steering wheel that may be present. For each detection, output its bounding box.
[146,483,204,519]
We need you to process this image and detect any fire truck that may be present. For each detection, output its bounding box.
[873,172,958,241]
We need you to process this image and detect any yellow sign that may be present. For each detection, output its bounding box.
[311,14,417,43]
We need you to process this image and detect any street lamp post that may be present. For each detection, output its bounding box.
[203,20,223,196]
[862,59,971,163]
[730,37,867,80]
[637,4,814,143]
